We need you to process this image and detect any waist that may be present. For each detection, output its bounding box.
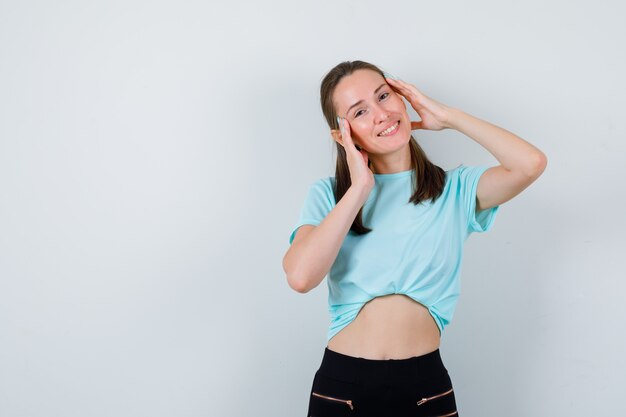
[326,294,441,360]
[318,345,447,386]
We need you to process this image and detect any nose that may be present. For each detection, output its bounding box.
[373,102,391,124]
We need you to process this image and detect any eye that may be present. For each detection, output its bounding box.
[354,92,390,118]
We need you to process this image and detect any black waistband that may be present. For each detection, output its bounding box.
[318,346,447,385]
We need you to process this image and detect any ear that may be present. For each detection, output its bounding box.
[330,129,344,147]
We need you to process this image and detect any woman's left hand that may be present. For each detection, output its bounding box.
[385,76,455,131]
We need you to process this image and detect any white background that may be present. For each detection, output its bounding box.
[1,1,624,416]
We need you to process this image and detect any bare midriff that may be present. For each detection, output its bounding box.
[326,294,441,360]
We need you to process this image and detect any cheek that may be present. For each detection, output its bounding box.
[391,94,405,108]
[352,121,374,140]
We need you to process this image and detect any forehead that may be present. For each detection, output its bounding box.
[333,69,386,113]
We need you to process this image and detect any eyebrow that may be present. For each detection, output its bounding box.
[344,83,388,117]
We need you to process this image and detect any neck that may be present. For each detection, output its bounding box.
[368,142,412,174]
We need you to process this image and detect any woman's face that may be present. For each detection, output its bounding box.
[332,69,411,153]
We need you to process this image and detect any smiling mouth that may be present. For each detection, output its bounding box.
[378,120,400,137]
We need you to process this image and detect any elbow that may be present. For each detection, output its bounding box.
[287,274,310,293]
[283,252,310,293]
[535,151,548,174]
[525,151,548,178]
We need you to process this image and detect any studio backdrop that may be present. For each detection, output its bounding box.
[0,1,624,416]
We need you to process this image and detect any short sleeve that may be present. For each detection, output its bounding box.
[456,165,500,233]
[288,177,336,245]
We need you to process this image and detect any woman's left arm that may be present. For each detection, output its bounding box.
[445,108,548,211]
[384,75,547,212]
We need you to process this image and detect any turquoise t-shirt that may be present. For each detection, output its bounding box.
[288,164,500,341]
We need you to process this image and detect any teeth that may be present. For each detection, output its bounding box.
[378,121,399,136]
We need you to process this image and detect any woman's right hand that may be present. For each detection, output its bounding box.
[337,117,375,193]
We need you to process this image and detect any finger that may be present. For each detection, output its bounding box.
[385,76,401,89]
[337,117,350,147]
[387,80,404,94]
[386,78,410,98]
[341,120,365,154]
[385,77,404,87]
[335,117,347,149]
[383,72,402,82]
[339,118,356,149]
[387,77,420,97]
[390,79,413,96]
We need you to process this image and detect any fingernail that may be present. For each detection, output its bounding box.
[383,71,395,79]
[336,116,343,132]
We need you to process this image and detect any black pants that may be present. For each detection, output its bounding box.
[307,347,459,417]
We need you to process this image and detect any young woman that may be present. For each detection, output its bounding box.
[283,60,547,417]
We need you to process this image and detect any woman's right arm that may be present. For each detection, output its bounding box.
[282,184,370,293]
[284,116,373,293]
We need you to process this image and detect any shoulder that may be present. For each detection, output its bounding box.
[308,176,335,194]
[446,164,488,184]
[303,176,336,206]
[445,163,466,177]
[441,163,462,187]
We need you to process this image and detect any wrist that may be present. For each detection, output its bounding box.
[348,183,372,203]
[444,107,463,130]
